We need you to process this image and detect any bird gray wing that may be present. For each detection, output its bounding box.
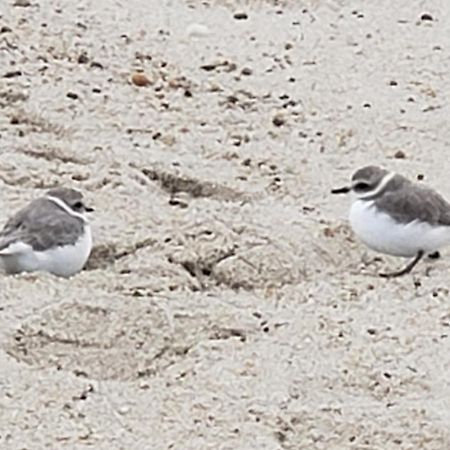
[0,198,84,252]
[375,185,450,226]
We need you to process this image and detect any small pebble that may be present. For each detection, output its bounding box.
[420,13,433,21]
[186,23,210,38]
[66,92,79,100]
[77,53,89,64]
[131,72,152,87]
[13,0,31,6]
[272,113,285,127]
[118,405,130,415]
[3,71,22,78]
[394,150,406,159]
[90,61,104,69]
[241,67,252,76]
[233,12,248,20]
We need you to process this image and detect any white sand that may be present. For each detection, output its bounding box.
[1,0,450,448]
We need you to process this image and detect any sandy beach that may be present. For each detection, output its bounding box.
[1,0,450,448]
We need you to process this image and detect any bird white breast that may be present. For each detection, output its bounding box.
[349,200,450,257]
[0,225,92,278]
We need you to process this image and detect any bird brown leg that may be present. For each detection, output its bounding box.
[379,250,424,278]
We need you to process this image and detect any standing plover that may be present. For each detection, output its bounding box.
[332,165,450,277]
[0,188,93,277]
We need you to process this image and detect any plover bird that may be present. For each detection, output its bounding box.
[332,165,450,277]
[0,188,93,277]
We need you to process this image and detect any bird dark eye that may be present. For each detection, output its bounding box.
[73,201,83,210]
[353,182,371,191]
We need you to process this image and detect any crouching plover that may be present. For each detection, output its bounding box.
[0,188,93,277]
[331,166,450,277]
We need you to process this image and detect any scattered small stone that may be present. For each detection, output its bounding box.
[168,196,189,208]
[233,12,248,20]
[200,63,219,71]
[10,116,19,125]
[285,42,293,50]
[3,70,22,78]
[417,173,424,180]
[90,61,104,69]
[226,95,239,104]
[272,113,285,127]
[394,150,406,159]
[0,26,12,33]
[186,23,210,38]
[13,0,31,6]
[168,78,185,89]
[77,53,89,64]
[131,72,152,87]
[367,328,377,335]
[389,80,398,86]
[323,227,336,238]
[118,405,130,415]
[241,67,252,76]
[66,92,79,100]
[420,13,433,21]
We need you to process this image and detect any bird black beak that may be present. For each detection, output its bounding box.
[84,206,95,212]
[331,186,351,194]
